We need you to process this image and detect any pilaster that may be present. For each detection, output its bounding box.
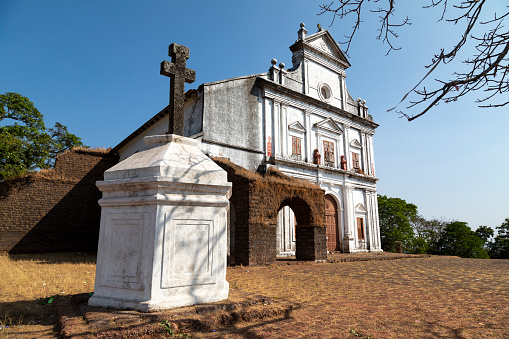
[280,103,287,156]
[344,128,351,170]
[273,99,281,156]
[342,184,355,252]
[305,112,311,162]
[361,132,368,173]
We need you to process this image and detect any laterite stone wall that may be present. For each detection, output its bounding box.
[214,158,326,266]
[0,149,118,253]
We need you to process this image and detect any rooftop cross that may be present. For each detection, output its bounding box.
[160,43,196,136]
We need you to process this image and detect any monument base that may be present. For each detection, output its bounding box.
[89,284,229,312]
[90,135,231,312]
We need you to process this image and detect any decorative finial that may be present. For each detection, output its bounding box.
[271,58,277,66]
[279,62,285,69]
[298,22,308,40]
[361,100,366,105]
[356,98,362,103]
[317,23,323,31]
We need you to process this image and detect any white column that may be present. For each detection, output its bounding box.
[344,128,351,170]
[281,103,287,156]
[264,98,272,157]
[365,134,372,175]
[342,184,355,252]
[373,191,382,250]
[273,99,280,156]
[360,132,367,173]
[305,112,311,162]
[304,60,309,95]
[365,190,374,250]
[369,134,376,176]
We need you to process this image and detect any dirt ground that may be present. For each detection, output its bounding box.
[1,254,508,338]
[212,256,509,339]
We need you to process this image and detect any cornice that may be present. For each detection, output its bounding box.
[289,30,351,70]
[302,49,347,75]
[258,78,378,133]
[272,156,378,183]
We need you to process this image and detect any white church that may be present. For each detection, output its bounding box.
[113,23,382,256]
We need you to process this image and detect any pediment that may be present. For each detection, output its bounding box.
[305,30,351,68]
[288,121,306,133]
[314,118,343,134]
[355,203,367,213]
[350,139,362,148]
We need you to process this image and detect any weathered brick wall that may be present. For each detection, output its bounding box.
[0,149,118,253]
[296,227,327,261]
[215,158,326,266]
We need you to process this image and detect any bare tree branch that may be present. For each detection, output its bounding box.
[319,0,509,120]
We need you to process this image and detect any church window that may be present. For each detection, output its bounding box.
[292,136,302,158]
[352,153,360,170]
[357,217,365,240]
[323,140,334,166]
[318,83,332,102]
[321,87,329,99]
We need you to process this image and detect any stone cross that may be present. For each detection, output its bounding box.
[160,43,196,136]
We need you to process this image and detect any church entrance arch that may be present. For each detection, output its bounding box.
[325,195,340,252]
[277,206,296,256]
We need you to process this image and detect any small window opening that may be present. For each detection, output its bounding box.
[323,140,335,167]
[292,136,302,159]
[352,153,360,170]
[357,217,365,240]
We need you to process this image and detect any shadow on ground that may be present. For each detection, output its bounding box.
[54,290,297,338]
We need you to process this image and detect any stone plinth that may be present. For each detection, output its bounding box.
[89,135,231,312]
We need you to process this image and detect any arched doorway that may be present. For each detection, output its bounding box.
[277,206,296,257]
[325,195,340,252]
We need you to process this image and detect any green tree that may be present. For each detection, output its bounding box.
[377,195,418,252]
[0,92,84,180]
[436,221,489,259]
[475,225,494,243]
[488,218,509,259]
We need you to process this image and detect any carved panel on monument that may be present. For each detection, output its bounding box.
[161,216,215,289]
[102,213,145,290]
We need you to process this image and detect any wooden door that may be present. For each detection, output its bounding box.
[325,195,340,252]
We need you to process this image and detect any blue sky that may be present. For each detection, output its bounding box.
[1,0,507,231]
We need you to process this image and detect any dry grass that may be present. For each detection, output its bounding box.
[71,146,112,154]
[1,254,508,338]
[0,253,96,338]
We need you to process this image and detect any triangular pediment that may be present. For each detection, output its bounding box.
[288,121,306,133]
[355,203,367,213]
[350,139,362,148]
[304,30,351,68]
[314,118,343,134]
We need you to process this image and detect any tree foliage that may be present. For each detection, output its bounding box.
[0,92,85,180]
[435,221,489,258]
[475,225,494,243]
[377,195,417,252]
[488,218,509,259]
[411,216,449,253]
[377,194,502,258]
[319,1,509,120]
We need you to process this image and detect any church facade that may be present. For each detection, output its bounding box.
[114,23,382,257]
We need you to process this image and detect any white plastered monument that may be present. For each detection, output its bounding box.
[89,44,231,312]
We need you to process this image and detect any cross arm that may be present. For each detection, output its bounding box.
[160,61,196,83]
